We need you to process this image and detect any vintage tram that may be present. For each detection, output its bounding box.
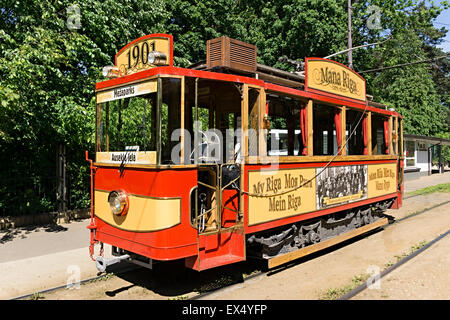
[87,34,404,272]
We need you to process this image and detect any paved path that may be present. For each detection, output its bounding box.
[404,171,450,193]
[0,220,88,263]
[0,171,448,299]
[0,220,113,299]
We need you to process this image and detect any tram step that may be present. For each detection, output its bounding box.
[185,230,245,271]
[194,254,244,271]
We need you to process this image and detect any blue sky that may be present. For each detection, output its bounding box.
[432,2,450,52]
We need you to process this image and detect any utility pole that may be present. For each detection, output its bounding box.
[348,0,353,69]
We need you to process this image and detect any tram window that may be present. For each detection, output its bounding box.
[313,104,340,156]
[98,95,154,152]
[161,78,182,164]
[399,119,403,156]
[96,77,183,165]
[346,109,365,155]
[266,92,304,156]
[184,78,242,164]
[371,114,389,155]
[393,117,398,155]
[248,88,260,157]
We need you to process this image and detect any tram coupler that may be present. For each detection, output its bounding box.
[95,254,130,273]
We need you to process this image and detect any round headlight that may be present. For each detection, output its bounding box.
[108,190,128,216]
[102,65,120,78]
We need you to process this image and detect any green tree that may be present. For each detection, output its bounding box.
[1,0,448,217]
[350,0,449,136]
[0,0,168,215]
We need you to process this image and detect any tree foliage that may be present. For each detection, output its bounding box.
[0,0,448,216]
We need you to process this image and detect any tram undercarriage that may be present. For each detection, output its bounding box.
[247,199,394,261]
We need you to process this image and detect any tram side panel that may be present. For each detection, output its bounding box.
[244,161,400,235]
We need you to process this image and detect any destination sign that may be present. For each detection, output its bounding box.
[96,80,156,103]
[96,151,157,165]
[305,58,366,102]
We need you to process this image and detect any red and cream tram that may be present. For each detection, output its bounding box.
[87,34,404,271]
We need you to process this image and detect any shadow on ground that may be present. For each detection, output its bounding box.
[100,227,385,299]
[103,258,265,298]
[0,223,68,244]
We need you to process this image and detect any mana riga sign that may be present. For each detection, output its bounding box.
[305,58,366,102]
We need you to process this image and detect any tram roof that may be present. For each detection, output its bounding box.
[95,34,401,118]
[95,65,401,118]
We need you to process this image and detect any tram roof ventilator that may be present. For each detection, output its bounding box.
[188,36,305,90]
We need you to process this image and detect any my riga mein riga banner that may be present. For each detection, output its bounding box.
[247,163,396,226]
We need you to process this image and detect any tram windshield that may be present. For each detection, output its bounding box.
[96,78,181,159]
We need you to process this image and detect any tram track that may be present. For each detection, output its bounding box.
[10,197,450,301]
[338,229,450,300]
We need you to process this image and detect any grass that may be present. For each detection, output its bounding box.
[392,240,428,263]
[321,240,429,300]
[407,183,450,197]
[193,274,238,293]
[168,294,189,300]
[29,292,45,300]
[320,274,371,300]
[85,272,115,284]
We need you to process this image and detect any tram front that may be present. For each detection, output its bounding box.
[88,34,246,272]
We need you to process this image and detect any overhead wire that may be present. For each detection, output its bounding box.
[358,54,449,73]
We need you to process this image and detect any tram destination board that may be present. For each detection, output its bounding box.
[305,58,367,102]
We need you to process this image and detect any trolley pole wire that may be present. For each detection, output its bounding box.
[358,54,450,73]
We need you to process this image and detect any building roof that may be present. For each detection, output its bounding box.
[404,134,450,146]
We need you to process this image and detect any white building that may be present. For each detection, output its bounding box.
[404,134,450,180]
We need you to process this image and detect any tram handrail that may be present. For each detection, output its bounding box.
[194,163,243,235]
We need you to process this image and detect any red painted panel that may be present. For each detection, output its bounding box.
[184,231,245,271]
[95,222,197,260]
[222,189,239,228]
[93,166,198,260]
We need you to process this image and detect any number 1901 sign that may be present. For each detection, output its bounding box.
[115,34,173,76]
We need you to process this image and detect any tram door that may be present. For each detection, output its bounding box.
[191,79,244,233]
[186,79,249,270]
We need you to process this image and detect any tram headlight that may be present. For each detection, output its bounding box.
[108,190,129,216]
[102,65,120,78]
[148,51,167,66]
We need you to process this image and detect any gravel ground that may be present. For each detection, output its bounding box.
[352,233,450,300]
